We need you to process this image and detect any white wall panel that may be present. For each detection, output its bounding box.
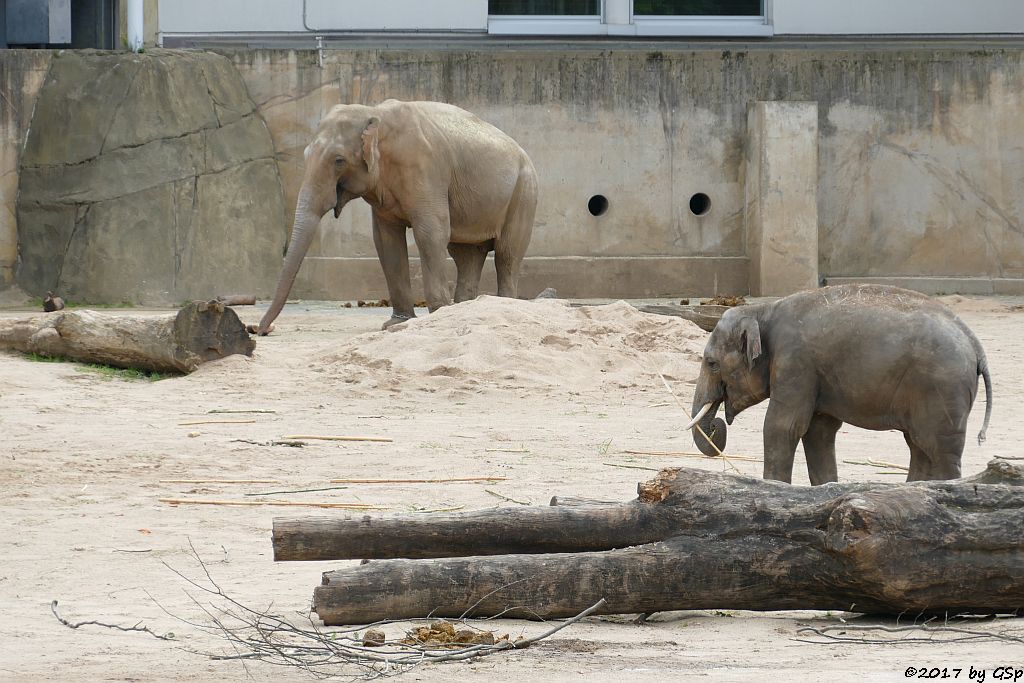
[305,0,486,31]
[774,0,1024,34]
[159,0,306,32]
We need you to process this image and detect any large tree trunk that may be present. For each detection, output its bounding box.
[272,460,1024,625]
[0,300,255,373]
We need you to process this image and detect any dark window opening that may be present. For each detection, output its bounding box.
[489,0,600,15]
[634,0,762,16]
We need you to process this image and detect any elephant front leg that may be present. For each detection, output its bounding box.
[801,413,841,485]
[411,212,454,312]
[762,395,815,484]
[372,217,416,329]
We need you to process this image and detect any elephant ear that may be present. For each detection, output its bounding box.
[739,316,762,369]
[361,117,381,179]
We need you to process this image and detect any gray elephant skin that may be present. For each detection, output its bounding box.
[257,100,538,333]
[690,284,992,483]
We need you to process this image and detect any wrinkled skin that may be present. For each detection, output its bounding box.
[691,284,993,484]
[257,100,538,333]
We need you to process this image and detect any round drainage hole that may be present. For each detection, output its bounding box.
[689,192,711,216]
[588,194,609,217]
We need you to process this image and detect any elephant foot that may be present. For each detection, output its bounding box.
[381,312,415,331]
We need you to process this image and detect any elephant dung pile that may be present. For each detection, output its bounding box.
[314,296,707,393]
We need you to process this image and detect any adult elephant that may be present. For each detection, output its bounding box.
[688,284,992,483]
[256,100,538,333]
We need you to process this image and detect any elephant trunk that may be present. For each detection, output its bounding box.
[257,189,323,335]
[691,379,727,456]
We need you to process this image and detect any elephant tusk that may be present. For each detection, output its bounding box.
[684,402,714,430]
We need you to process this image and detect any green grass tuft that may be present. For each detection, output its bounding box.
[76,364,169,381]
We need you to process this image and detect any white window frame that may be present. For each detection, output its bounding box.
[488,0,773,36]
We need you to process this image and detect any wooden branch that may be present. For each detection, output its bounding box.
[284,435,393,443]
[160,498,384,510]
[278,460,1024,624]
[327,477,507,484]
[0,300,254,373]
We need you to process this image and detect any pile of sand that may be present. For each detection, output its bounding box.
[313,296,708,393]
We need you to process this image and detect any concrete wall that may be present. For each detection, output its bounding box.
[4,45,1024,303]
[227,46,1024,300]
[0,50,51,288]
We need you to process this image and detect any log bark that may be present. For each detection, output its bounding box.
[0,300,255,373]
[277,460,1024,624]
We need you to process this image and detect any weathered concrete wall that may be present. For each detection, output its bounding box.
[13,49,286,305]
[0,50,52,288]
[226,46,1024,300]
[746,101,819,296]
[4,45,1024,303]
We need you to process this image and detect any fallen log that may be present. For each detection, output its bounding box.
[0,300,255,373]
[274,460,1024,624]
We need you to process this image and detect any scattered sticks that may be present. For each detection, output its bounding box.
[207,409,276,414]
[484,489,531,505]
[154,544,603,679]
[51,600,174,641]
[623,449,762,462]
[602,462,660,471]
[284,435,393,443]
[159,479,280,484]
[796,621,1024,646]
[159,498,384,510]
[843,458,910,471]
[329,477,507,484]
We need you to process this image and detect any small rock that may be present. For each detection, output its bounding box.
[362,628,386,646]
[535,287,559,299]
[187,431,201,438]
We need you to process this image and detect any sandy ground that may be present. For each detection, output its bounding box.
[0,294,1021,682]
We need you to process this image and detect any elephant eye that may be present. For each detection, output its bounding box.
[335,156,346,167]
[706,359,719,372]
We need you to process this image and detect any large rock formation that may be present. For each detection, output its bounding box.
[16,49,285,305]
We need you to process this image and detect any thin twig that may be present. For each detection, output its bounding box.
[284,435,393,443]
[159,498,384,510]
[602,462,660,471]
[622,449,762,462]
[484,448,530,453]
[51,600,174,640]
[655,372,741,475]
[207,409,277,414]
[843,458,909,471]
[329,477,506,484]
[484,489,531,505]
[245,485,350,497]
[160,479,280,484]
[796,622,1024,645]
[179,419,258,426]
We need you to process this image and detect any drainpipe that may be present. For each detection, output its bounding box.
[127,0,144,51]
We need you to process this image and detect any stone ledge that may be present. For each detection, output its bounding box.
[823,276,1024,296]
[294,256,750,300]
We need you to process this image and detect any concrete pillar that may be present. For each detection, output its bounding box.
[745,101,819,297]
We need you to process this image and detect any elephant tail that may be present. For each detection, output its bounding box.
[977,351,992,446]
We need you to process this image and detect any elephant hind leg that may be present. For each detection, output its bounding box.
[903,431,964,481]
[448,242,490,303]
[494,168,537,298]
[801,413,841,485]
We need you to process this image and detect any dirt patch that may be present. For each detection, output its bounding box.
[314,297,706,393]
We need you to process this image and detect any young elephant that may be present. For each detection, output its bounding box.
[256,100,538,333]
[689,284,992,483]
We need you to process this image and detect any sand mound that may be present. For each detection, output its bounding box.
[936,295,1010,314]
[313,296,708,393]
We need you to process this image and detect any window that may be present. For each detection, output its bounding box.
[489,0,600,14]
[488,0,772,36]
[634,0,762,16]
